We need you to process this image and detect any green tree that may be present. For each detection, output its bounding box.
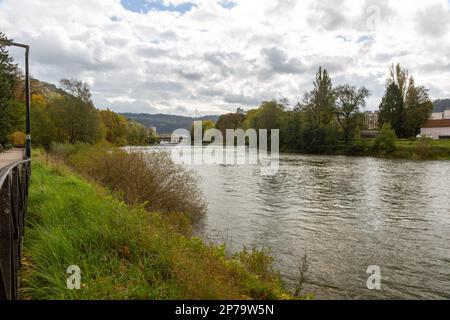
[215,112,245,140]
[373,123,397,155]
[379,82,405,137]
[379,64,432,138]
[0,32,20,145]
[46,79,103,144]
[404,77,433,137]
[243,100,290,145]
[334,84,370,143]
[299,67,335,128]
[99,109,129,145]
[190,119,216,142]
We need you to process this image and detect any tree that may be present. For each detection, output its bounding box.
[31,94,55,150]
[0,32,20,145]
[379,82,406,137]
[404,77,433,137]
[243,100,290,145]
[99,109,129,145]
[334,84,370,143]
[48,95,103,144]
[215,112,245,140]
[379,64,432,138]
[59,78,93,105]
[373,123,397,155]
[299,67,335,128]
[190,119,216,142]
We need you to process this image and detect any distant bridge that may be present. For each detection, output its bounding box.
[158,135,188,144]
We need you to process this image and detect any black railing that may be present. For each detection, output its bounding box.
[0,158,31,300]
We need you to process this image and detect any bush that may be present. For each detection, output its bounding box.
[346,139,369,155]
[301,126,338,153]
[50,142,92,163]
[7,131,26,147]
[65,144,206,223]
[413,137,435,160]
[372,123,397,155]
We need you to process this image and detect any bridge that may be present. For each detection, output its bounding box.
[158,135,187,144]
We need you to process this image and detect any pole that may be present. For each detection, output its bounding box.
[24,47,31,158]
[0,40,31,158]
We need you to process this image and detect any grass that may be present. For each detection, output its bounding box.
[21,156,290,300]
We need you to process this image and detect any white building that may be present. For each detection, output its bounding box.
[364,111,379,130]
[430,110,450,120]
[420,119,450,140]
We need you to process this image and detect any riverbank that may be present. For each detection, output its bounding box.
[283,139,450,161]
[20,152,291,300]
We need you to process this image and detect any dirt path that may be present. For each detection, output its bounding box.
[0,148,24,171]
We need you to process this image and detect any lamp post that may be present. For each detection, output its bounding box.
[0,40,31,159]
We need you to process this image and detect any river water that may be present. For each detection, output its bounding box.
[138,146,450,299]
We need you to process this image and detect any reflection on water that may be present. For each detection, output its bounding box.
[139,147,450,299]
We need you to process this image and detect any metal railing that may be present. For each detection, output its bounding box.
[0,158,31,300]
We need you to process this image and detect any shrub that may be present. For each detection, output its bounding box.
[346,139,369,155]
[301,126,338,153]
[413,137,435,160]
[50,142,92,163]
[7,131,26,147]
[66,144,206,223]
[372,123,397,155]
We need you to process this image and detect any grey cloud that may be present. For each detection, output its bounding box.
[260,47,304,75]
[177,69,203,81]
[224,93,261,106]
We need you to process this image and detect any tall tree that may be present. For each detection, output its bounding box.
[334,84,370,143]
[379,82,405,137]
[299,67,335,128]
[0,32,20,145]
[215,112,246,139]
[404,77,433,137]
[379,64,432,138]
[48,79,103,144]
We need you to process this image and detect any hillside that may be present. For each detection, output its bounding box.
[121,113,220,134]
[433,99,450,112]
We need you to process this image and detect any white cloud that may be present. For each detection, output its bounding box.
[1,0,449,115]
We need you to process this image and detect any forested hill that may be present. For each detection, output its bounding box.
[433,99,450,112]
[121,113,220,134]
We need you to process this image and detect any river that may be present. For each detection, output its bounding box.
[138,146,450,299]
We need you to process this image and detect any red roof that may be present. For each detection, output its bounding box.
[422,119,450,128]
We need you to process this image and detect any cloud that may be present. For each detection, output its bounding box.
[1,0,449,116]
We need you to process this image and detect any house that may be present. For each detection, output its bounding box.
[430,110,450,120]
[420,119,450,139]
[364,111,379,130]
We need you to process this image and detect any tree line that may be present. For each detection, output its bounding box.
[211,64,433,154]
[0,32,156,151]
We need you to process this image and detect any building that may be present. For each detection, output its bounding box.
[420,119,450,139]
[364,111,380,130]
[430,110,450,120]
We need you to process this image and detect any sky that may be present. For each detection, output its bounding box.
[1,0,450,116]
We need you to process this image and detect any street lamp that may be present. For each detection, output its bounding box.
[0,40,31,159]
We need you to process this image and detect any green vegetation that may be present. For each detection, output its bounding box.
[22,151,290,300]
[379,64,433,138]
[213,65,449,161]
[0,33,154,151]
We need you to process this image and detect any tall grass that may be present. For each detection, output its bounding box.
[21,156,289,300]
[51,143,206,223]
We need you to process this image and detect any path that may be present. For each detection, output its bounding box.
[0,148,24,171]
